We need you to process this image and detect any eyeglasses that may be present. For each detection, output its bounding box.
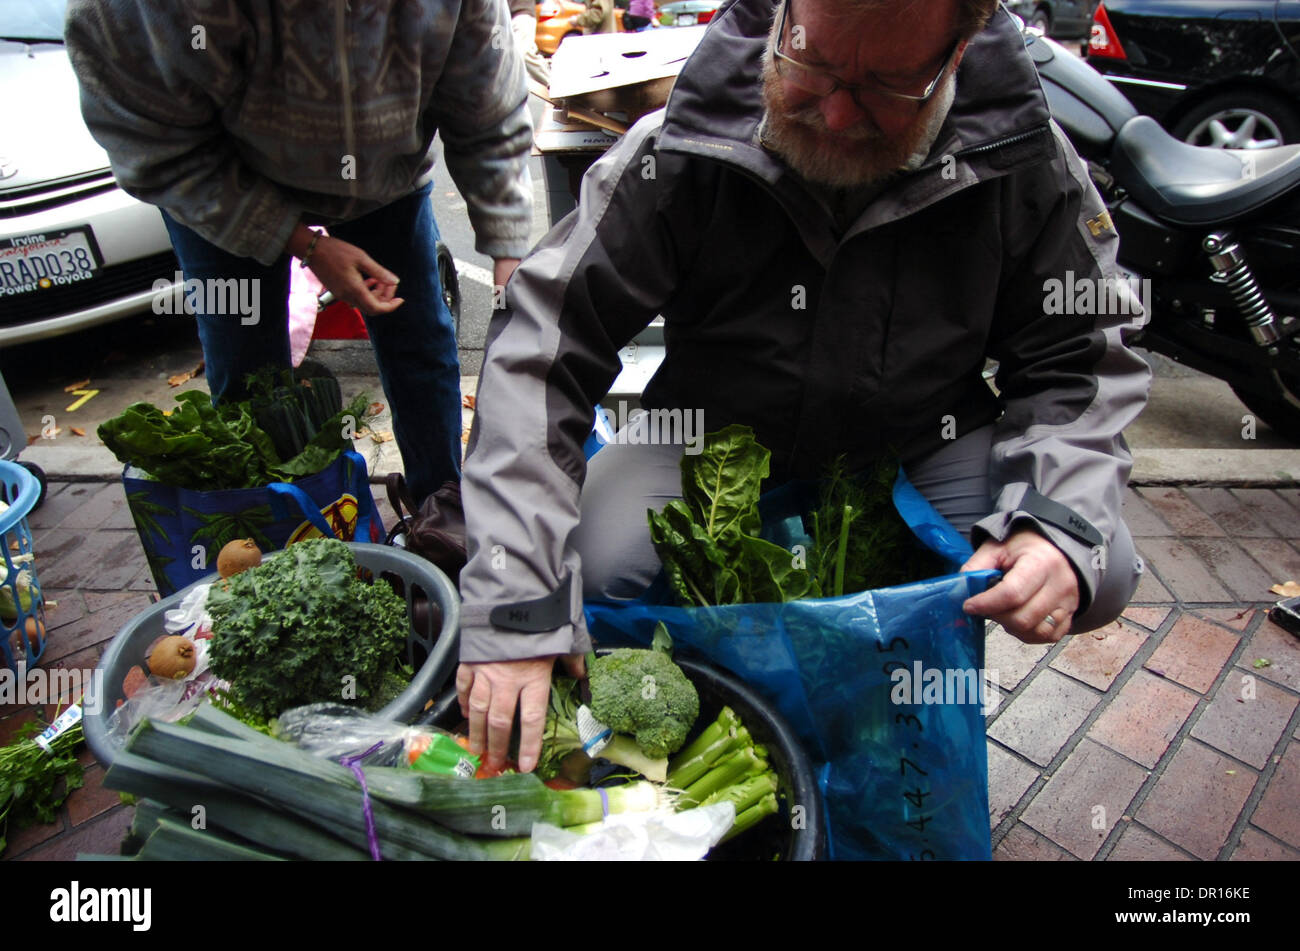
[772,0,963,106]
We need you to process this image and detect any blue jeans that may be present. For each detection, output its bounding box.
[161,182,462,503]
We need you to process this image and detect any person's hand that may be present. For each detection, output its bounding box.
[456,653,587,772]
[305,235,404,316]
[493,257,521,291]
[961,529,1080,643]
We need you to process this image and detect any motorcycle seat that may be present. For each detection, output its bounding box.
[1110,116,1300,227]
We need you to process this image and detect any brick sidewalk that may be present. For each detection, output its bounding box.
[2,480,1298,861]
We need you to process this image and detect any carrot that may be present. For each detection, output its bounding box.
[453,734,516,778]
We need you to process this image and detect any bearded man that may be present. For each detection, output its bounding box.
[454,0,1152,774]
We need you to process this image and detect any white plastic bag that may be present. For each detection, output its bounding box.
[530,802,736,861]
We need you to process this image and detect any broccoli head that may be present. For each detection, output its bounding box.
[587,648,700,759]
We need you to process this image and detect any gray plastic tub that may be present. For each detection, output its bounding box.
[83,543,460,767]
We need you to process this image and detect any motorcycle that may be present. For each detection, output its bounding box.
[1028,26,1300,442]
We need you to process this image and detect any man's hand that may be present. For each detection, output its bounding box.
[286,224,403,316]
[961,529,1080,643]
[456,653,586,772]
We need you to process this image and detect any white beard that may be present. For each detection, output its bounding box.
[759,58,958,189]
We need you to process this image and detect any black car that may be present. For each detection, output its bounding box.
[1086,0,1300,149]
[1005,1,1098,38]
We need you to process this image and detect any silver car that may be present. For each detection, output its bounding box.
[0,0,177,348]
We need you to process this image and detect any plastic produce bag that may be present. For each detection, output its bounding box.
[585,469,996,861]
[275,703,479,776]
[530,802,736,861]
[104,586,224,751]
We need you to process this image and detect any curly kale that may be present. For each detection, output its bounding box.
[205,539,408,720]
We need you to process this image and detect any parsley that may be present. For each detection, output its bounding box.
[0,717,85,855]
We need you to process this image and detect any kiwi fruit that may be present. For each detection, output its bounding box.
[217,538,263,578]
[147,635,196,680]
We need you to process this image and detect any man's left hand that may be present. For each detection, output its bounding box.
[961,529,1080,643]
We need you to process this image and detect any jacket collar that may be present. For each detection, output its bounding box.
[656,0,1056,219]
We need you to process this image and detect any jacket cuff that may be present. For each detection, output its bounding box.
[972,486,1105,615]
[245,202,301,267]
[458,602,593,662]
[476,236,532,261]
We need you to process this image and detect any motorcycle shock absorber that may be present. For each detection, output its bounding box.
[1202,233,1281,347]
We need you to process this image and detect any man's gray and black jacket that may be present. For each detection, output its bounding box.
[458,0,1152,662]
[64,0,534,263]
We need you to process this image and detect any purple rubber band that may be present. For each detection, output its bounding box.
[599,786,610,819]
[341,741,385,861]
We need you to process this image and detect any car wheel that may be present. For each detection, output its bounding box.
[1173,91,1300,149]
[1029,6,1051,34]
[436,241,461,343]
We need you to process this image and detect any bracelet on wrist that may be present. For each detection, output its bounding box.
[299,231,322,269]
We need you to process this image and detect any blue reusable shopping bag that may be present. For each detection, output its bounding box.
[584,469,997,861]
[122,450,383,596]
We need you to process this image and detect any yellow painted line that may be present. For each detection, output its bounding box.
[65,389,100,412]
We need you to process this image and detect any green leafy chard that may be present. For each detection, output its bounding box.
[647,425,819,606]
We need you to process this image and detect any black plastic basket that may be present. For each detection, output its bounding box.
[422,651,826,860]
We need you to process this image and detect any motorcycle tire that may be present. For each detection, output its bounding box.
[1232,374,1300,445]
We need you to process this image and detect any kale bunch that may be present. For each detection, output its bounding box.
[205,538,408,720]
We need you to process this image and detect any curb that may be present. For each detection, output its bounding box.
[23,446,1300,488]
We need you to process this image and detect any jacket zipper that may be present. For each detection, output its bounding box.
[336,0,359,212]
[953,123,1051,158]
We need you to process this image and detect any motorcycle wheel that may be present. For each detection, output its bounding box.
[1233,373,1300,444]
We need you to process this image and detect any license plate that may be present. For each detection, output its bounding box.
[0,227,103,297]
[678,13,697,24]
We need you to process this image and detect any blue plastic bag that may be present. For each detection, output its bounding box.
[584,469,996,860]
[122,449,383,596]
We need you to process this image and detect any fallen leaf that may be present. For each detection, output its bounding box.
[70,427,85,437]
[1236,698,1245,703]
[1271,580,1300,597]
[462,394,476,410]
[1225,770,1236,776]
[1253,658,1272,669]
[371,430,394,444]
[461,427,472,444]
[351,426,373,440]
[367,402,385,416]
[62,378,91,393]
[1092,633,1106,640]
[167,361,205,387]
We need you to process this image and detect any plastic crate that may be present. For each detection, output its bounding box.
[83,542,461,768]
[0,461,47,673]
